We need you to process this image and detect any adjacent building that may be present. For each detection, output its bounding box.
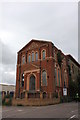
[66,54,80,82]
[0,84,15,99]
[16,39,70,99]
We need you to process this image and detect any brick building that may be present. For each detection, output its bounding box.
[15,39,69,99]
[0,84,15,99]
[67,54,80,82]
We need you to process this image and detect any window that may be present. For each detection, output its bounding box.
[64,73,67,86]
[26,52,27,63]
[22,56,25,64]
[72,65,74,74]
[55,69,57,86]
[22,73,24,87]
[35,52,38,61]
[29,75,35,90]
[54,51,56,60]
[58,69,60,87]
[28,54,31,62]
[42,70,47,86]
[32,52,34,62]
[42,50,46,60]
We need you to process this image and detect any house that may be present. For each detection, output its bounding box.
[0,83,15,99]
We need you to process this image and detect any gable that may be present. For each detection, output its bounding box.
[27,41,39,51]
[18,39,51,53]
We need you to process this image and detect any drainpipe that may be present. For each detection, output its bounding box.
[39,48,41,92]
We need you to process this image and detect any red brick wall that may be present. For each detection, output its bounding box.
[16,40,69,98]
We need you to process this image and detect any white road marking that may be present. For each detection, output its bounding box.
[68,115,76,120]
[17,110,23,112]
[70,115,76,118]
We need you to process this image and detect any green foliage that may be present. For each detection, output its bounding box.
[68,65,79,101]
[5,94,11,98]
[57,51,63,68]
[68,65,71,76]
[4,98,12,106]
[60,96,73,103]
[2,98,5,105]
[53,92,58,98]
[2,95,12,106]
[69,78,78,99]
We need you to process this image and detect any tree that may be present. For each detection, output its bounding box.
[57,51,63,68]
[68,65,78,99]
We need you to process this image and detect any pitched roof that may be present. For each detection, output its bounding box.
[18,39,52,53]
[67,54,80,67]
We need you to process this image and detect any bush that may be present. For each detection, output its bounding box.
[4,98,12,106]
[60,96,63,103]
[5,94,11,99]
[53,92,58,98]
[2,98,5,105]
[2,95,12,106]
[60,96,73,103]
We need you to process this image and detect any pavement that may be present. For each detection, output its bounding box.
[2,102,79,119]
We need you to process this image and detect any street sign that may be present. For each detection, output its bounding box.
[63,88,67,96]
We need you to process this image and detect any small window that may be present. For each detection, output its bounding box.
[26,52,27,63]
[22,56,25,64]
[28,54,31,62]
[55,69,57,86]
[42,70,47,86]
[35,52,38,61]
[42,50,46,60]
[32,52,34,62]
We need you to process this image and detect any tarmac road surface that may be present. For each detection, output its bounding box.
[2,102,79,119]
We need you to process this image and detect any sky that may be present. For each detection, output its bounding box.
[0,1,78,85]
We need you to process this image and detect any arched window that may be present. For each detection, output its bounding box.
[28,54,31,62]
[55,68,57,86]
[64,72,67,87]
[42,50,46,60]
[32,52,34,62]
[42,70,47,86]
[58,69,60,86]
[22,56,25,64]
[35,52,38,61]
[22,73,24,87]
[29,75,35,90]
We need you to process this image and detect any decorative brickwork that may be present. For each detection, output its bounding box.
[15,39,80,100]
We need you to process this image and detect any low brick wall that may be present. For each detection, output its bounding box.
[12,98,60,106]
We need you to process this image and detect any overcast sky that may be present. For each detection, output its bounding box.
[0,2,78,85]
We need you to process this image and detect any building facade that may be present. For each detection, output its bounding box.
[67,54,80,82]
[16,39,70,99]
[0,84,15,99]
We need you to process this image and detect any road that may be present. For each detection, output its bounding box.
[2,102,79,119]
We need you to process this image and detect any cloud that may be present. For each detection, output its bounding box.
[0,41,16,85]
[1,41,16,65]
[1,64,16,85]
[0,2,78,85]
